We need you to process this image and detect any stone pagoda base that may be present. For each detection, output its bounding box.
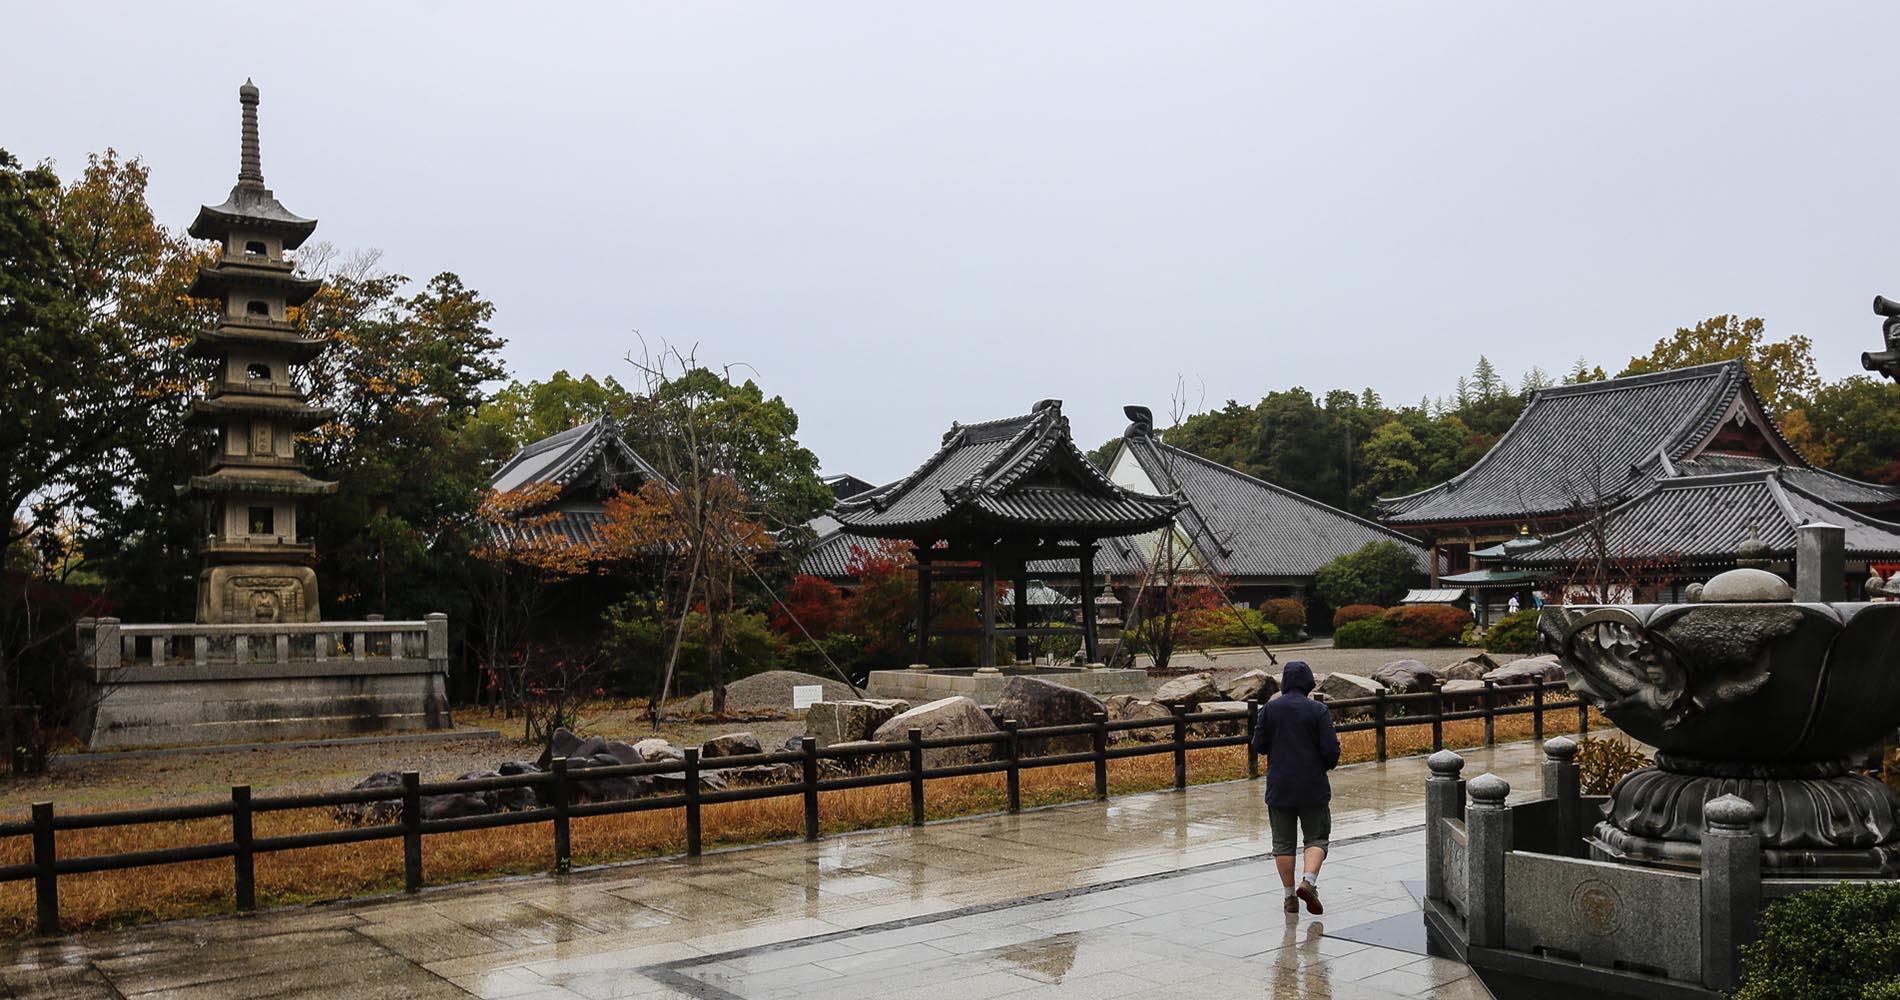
[197,564,321,624]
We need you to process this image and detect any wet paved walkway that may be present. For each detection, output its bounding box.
[2,742,1548,999]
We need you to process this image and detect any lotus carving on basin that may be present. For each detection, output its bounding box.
[1541,581,1900,875]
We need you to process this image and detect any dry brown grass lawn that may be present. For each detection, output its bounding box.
[0,708,1606,937]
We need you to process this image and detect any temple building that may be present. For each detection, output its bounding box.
[831,399,1178,666]
[1378,360,1900,581]
[182,81,336,624]
[1097,406,1434,632]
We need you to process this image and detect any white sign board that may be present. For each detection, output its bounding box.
[792,685,825,711]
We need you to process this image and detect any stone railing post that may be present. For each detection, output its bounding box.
[1795,522,1845,603]
[1700,794,1762,992]
[425,613,448,672]
[1466,773,1512,949]
[1424,749,1466,905]
[1542,736,1582,857]
[80,617,122,674]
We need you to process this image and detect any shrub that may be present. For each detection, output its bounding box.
[1483,609,1542,654]
[1332,617,1403,648]
[1332,604,1386,629]
[1257,598,1308,636]
[1383,604,1472,646]
[1314,540,1419,609]
[1176,606,1280,648]
[1736,881,1900,1000]
[1573,736,1651,795]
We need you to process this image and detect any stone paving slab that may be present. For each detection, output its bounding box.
[0,742,1548,999]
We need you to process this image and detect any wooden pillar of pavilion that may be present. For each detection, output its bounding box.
[1013,564,1030,662]
[980,559,998,668]
[914,545,933,665]
[1079,542,1098,663]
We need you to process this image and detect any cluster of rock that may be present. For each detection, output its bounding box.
[1097,669,1275,741]
[334,725,834,826]
[1314,653,1567,717]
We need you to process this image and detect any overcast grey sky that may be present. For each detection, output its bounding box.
[10,3,1900,483]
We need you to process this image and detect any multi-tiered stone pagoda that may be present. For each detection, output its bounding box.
[183,80,335,624]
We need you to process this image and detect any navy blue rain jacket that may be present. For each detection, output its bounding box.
[1249,661,1341,808]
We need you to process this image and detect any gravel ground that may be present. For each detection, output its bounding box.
[3,643,1502,813]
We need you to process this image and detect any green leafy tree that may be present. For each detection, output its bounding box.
[473,370,636,451]
[1163,399,1264,476]
[1788,376,1900,483]
[1314,540,1419,610]
[1622,315,1819,418]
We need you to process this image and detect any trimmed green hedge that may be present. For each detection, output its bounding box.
[1737,881,1900,1000]
[1483,609,1542,654]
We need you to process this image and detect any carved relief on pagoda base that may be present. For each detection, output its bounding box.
[197,565,320,624]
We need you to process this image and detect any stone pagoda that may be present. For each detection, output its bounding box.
[182,80,336,624]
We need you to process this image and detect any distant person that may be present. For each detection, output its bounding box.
[1507,594,1520,614]
[1250,660,1340,914]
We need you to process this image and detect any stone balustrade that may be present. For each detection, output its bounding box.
[74,614,452,750]
[1424,738,1766,996]
[78,615,447,676]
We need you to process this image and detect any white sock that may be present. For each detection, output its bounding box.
[1302,872,1319,887]
[1283,883,1297,897]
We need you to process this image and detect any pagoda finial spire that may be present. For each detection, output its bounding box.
[238,79,263,187]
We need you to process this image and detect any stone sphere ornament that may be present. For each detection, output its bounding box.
[1542,569,1900,875]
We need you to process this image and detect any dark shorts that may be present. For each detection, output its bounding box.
[1268,804,1331,856]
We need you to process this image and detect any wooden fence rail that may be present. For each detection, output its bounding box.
[3,678,1585,935]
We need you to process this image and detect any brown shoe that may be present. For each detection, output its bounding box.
[1297,881,1323,915]
[1283,893,1299,913]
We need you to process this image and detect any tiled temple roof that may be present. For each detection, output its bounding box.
[832,400,1178,539]
[1504,469,1900,567]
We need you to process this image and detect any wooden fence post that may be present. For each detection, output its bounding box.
[1171,705,1188,791]
[31,801,56,936]
[550,756,571,873]
[1482,680,1496,747]
[1532,683,1545,743]
[1430,690,1444,752]
[1090,712,1108,800]
[684,748,703,857]
[1004,720,1022,814]
[1374,690,1387,762]
[232,785,255,912]
[907,728,926,826]
[401,771,423,892]
[1244,699,1260,779]
[801,737,821,840]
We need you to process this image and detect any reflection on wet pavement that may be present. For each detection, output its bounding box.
[0,743,1545,999]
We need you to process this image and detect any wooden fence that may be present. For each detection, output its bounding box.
[3,678,1586,935]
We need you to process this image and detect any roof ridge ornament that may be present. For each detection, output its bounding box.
[1864,295,1900,382]
[238,79,264,188]
[1123,405,1153,438]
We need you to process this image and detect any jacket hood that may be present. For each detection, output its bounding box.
[1282,660,1315,694]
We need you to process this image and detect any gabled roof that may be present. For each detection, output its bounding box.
[833,399,1178,539]
[1102,431,1434,579]
[1381,361,1781,526]
[1672,453,1900,508]
[1503,469,1900,567]
[489,419,659,497]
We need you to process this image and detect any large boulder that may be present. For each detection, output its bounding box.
[495,761,544,810]
[537,727,606,769]
[995,677,1104,755]
[1434,654,1497,682]
[721,670,858,714]
[825,739,904,774]
[567,752,653,803]
[334,771,403,826]
[871,696,1001,767]
[424,771,504,821]
[1316,673,1382,718]
[650,767,728,795]
[700,732,764,759]
[632,738,683,763]
[1189,700,1249,738]
[806,699,911,747]
[1486,654,1565,687]
[1219,669,1278,703]
[598,740,646,765]
[1371,660,1437,693]
[1106,696,1173,741]
[721,763,800,785]
[1153,672,1223,708]
[1440,678,1489,710]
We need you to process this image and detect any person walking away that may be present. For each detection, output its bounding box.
[1250,660,1340,914]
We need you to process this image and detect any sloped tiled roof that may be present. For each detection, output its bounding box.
[833,400,1178,538]
[489,419,659,496]
[1100,434,1434,579]
[1380,362,1758,526]
[1504,469,1900,567]
[483,505,613,550]
[1673,453,1900,508]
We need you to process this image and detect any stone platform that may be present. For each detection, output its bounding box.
[75,615,453,750]
[865,665,1150,703]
